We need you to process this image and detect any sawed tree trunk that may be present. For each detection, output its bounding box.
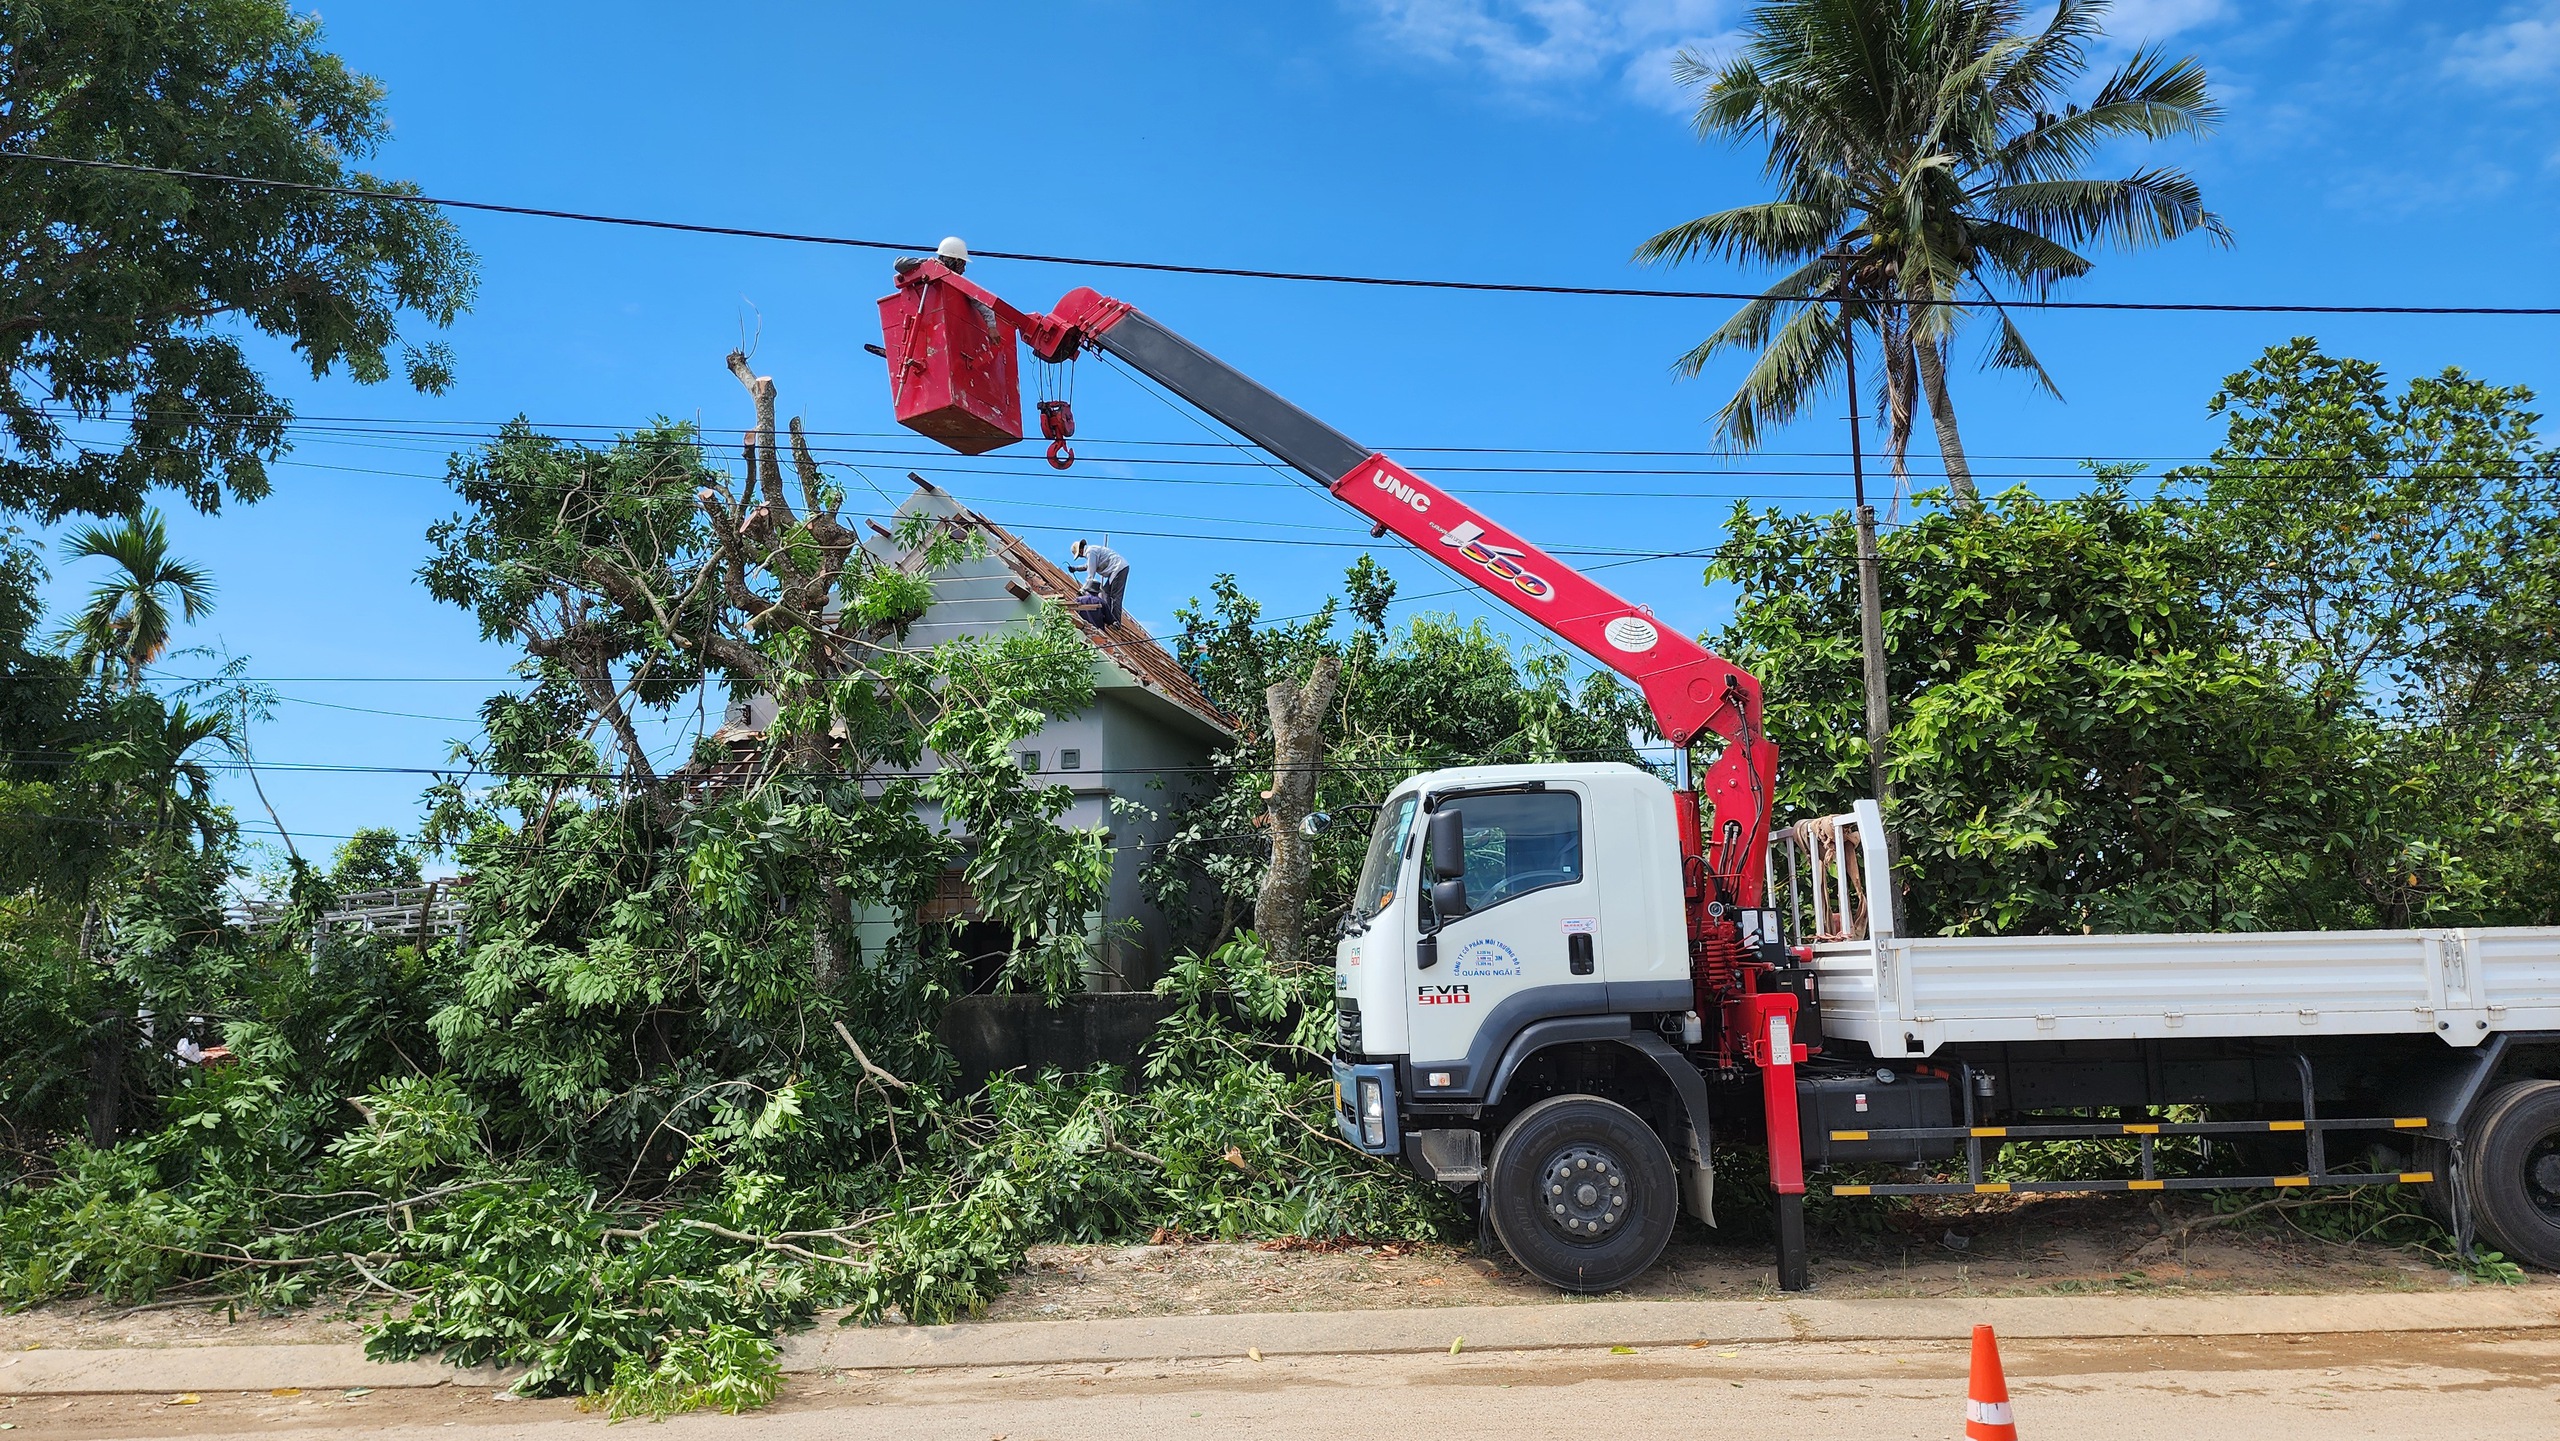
[1254,656,1340,972]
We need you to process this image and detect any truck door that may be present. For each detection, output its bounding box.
[1408,786,1598,1082]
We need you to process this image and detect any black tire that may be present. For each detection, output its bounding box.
[1485,1094,1676,1293]
[2465,1079,2560,1272]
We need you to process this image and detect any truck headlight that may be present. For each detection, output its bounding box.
[1358,1077,1386,1148]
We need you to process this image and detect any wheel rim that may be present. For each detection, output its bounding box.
[1533,1142,1632,1244]
[2525,1131,2560,1223]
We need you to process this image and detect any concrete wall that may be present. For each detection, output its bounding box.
[936,991,1182,1089]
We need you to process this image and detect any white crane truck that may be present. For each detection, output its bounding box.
[878,245,2560,1292]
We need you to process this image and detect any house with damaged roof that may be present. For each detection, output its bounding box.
[697,477,1234,996]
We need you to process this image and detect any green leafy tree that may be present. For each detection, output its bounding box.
[52,508,213,691]
[1636,0,2225,505]
[328,827,423,894]
[1714,341,2560,937]
[0,0,475,519]
[422,358,1108,997]
[1714,477,2319,935]
[417,354,1113,1159]
[2170,340,2560,927]
[57,690,242,1146]
[0,526,103,896]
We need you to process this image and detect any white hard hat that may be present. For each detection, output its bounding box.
[936,236,969,265]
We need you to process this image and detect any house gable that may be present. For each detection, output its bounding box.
[870,478,1236,745]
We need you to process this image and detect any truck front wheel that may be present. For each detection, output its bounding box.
[2467,1079,2560,1273]
[1485,1094,1677,1293]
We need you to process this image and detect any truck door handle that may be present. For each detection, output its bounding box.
[1569,932,1594,976]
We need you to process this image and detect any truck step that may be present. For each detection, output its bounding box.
[1833,1170,2431,1197]
[1822,1112,2433,1197]
[1828,1116,2427,1143]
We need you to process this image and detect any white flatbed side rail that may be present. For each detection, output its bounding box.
[1771,805,2560,1056]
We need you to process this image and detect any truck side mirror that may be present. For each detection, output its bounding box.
[1432,876,1470,921]
[1428,808,1465,881]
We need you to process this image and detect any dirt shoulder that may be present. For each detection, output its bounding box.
[981,1192,2528,1322]
[0,1297,371,1352]
[0,1192,2533,1354]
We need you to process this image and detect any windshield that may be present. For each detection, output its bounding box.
[1351,793,1419,921]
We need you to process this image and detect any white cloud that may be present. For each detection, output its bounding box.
[1356,0,1739,96]
[2445,3,2560,84]
[1358,1,2227,111]
[2096,0,2230,45]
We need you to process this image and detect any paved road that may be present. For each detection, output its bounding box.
[19,1329,2559,1439]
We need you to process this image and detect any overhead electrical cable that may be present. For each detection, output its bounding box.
[8,151,2558,316]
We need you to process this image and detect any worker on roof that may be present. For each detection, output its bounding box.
[1069,538,1128,626]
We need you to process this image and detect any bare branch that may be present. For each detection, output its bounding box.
[831,1018,912,1091]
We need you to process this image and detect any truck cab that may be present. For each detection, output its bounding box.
[1333,761,1690,1104]
[1333,762,1722,1290]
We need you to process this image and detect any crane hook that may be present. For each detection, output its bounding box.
[1038,400,1077,471]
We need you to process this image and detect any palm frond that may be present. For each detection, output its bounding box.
[1989,48,2220,183]
[1712,302,1854,452]
[1669,257,1839,379]
[1981,309,2062,398]
[1684,50,1771,141]
[1984,172,2229,250]
[1634,201,1841,267]
[1981,0,2104,120]
[1966,217,2094,294]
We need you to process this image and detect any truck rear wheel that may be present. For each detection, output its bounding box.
[1485,1094,1676,1293]
[2466,1079,2560,1273]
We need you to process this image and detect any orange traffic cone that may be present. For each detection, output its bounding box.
[1965,1324,2017,1440]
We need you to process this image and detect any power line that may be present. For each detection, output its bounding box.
[10,150,2560,317]
[30,406,2556,492]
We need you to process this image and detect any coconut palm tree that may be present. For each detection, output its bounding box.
[1635,0,2227,508]
[55,508,215,690]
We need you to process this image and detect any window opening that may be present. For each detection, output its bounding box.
[1352,793,1420,920]
[1421,790,1583,918]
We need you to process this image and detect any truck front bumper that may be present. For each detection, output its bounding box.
[1332,1058,1402,1155]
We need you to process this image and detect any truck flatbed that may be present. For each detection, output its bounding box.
[1816,926,2560,1053]
[1787,802,2560,1056]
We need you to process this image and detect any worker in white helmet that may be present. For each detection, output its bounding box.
[1070,538,1128,626]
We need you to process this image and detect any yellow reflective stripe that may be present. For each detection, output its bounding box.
[1974,1182,2012,1194]
[1971,1126,2007,1137]
[1833,1184,1873,1196]
[2270,1120,2305,1131]
[2395,1118,2428,1129]
[2121,1123,2160,1134]
[1831,1130,1869,1142]
[2274,1176,2311,1186]
[2129,1179,2166,1191]
[2400,1171,2435,1184]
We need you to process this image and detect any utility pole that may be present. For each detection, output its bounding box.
[1836,257,1893,811]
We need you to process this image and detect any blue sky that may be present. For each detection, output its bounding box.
[26,0,2560,871]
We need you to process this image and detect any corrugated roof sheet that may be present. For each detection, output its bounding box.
[948,508,1236,739]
